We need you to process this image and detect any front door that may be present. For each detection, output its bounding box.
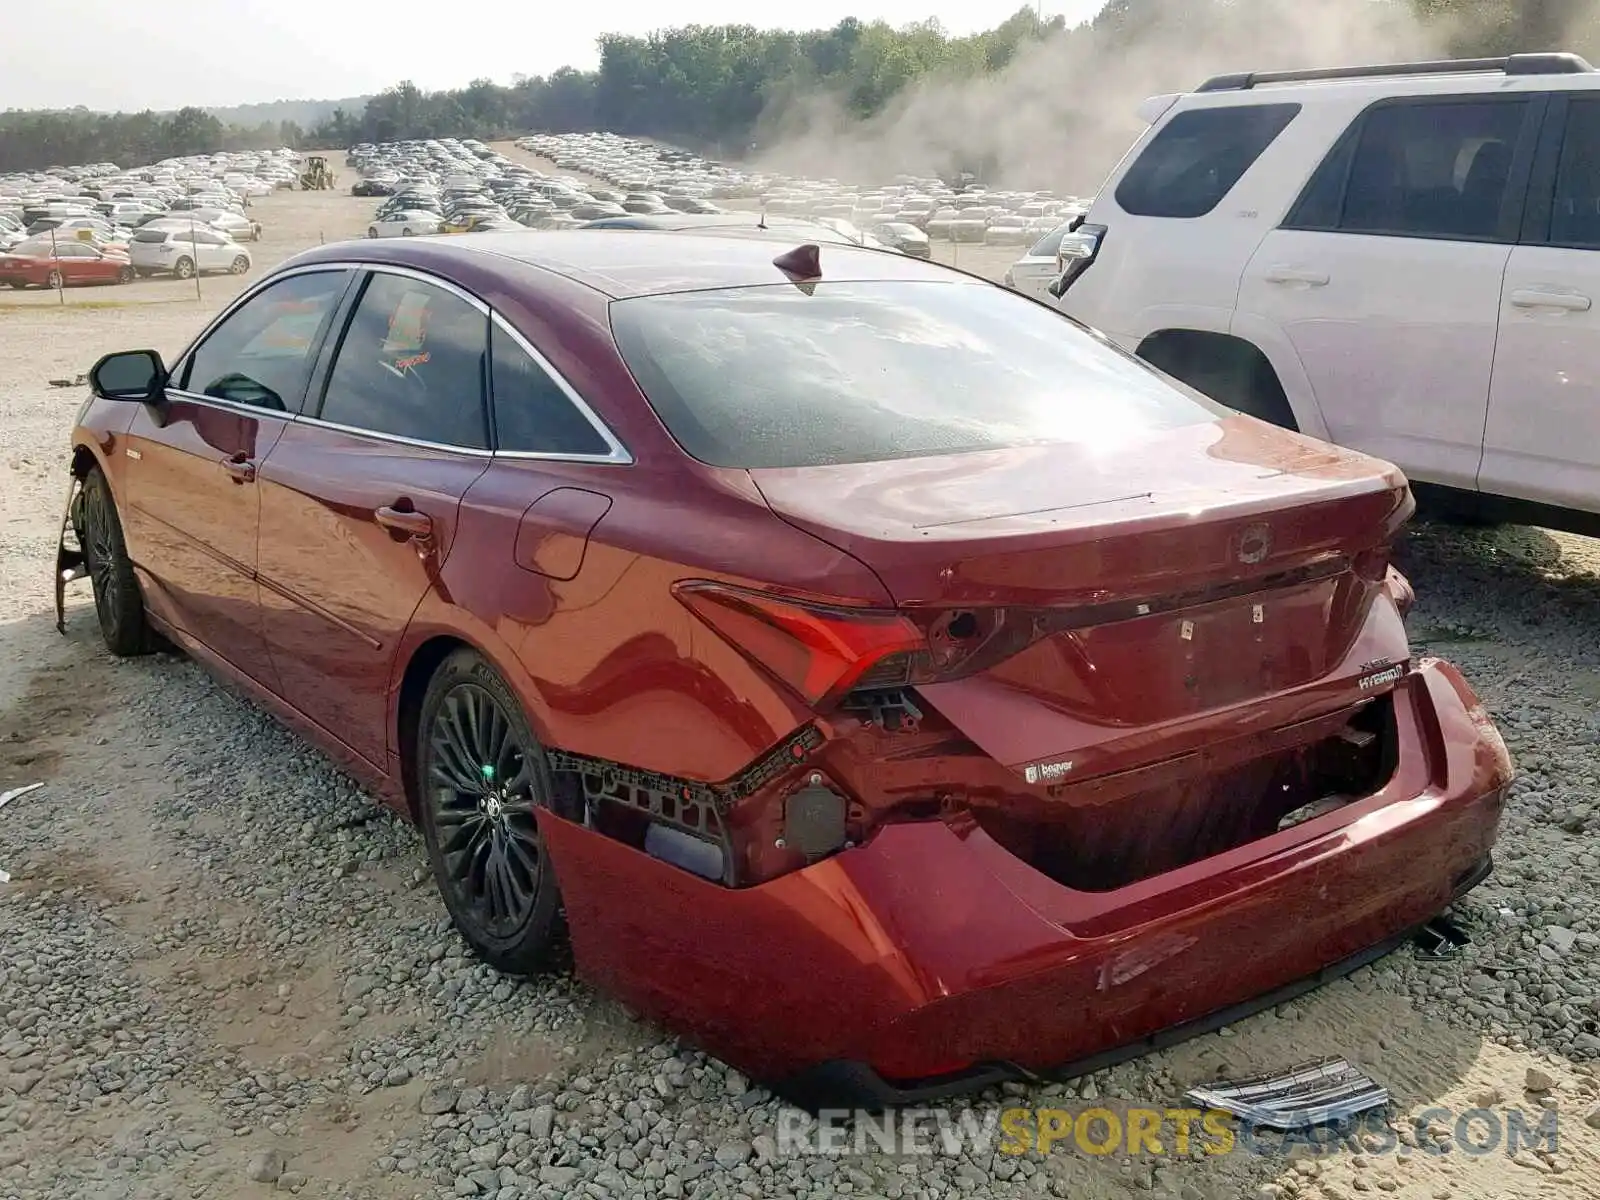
[1480,93,1600,512]
[1236,93,1542,488]
[122,267,353,687]
[256,268,493,768]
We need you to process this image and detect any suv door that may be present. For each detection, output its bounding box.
[1479,92,1600,511]
[254,268,494,769]
[1236,94,1543,488]
[122,267,354,687]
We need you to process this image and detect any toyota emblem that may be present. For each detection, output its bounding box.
[1237,523,1272,565]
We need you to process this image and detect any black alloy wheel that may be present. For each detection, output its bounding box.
[417,648,561,974]
[78,468,156,656]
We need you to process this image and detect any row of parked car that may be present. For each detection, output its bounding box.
[0,150,284,289]
[521,131,1091,245]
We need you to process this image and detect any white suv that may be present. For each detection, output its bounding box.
[1054,52,1600,530]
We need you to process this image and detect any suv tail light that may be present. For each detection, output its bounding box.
[1048,222,1107,298]
[673,582,1047,709]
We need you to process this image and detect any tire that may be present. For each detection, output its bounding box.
[117,265,134,284]
[174,257,194,280]
[401,227,412,236]
[367,227,378,238]
[78,468,157,657]
[229,255,249,275]
[46,269,63,289]
[416,648,562,975]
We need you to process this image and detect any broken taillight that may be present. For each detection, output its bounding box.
[672,582,1043,709]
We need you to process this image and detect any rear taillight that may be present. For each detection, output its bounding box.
[672,582,1042,709]
[1048,222,1107,298]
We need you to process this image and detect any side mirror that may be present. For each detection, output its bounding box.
[89,349,166,402]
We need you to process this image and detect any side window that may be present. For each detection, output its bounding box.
[1115,103,1300,218]
[178,270,350,412]
[318,272,489,449]
[1549,98,1600,248]
[489,320,612,456]
[1337,99,1528,240]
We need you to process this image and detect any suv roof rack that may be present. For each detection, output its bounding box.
[1195,52,1595,93]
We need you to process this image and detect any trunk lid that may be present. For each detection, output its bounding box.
[749,416,1413,769]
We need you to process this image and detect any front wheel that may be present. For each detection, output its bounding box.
[78,468,157,657]
[229,255,249,275]
[367,227,379,238]
[45,269,63,289]
[174,257,194,280]
[401,227,412,236]
[117,265,134,284]
[417,649,562,975]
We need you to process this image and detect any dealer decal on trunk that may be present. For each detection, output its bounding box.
[1023,758,1074,785]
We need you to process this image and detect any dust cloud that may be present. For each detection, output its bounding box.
[753,0,1448,195]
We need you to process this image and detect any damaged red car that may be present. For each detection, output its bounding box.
[55,231,1513,1108]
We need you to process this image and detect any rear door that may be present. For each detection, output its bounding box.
[123,267,354,686]
[255,267,494,769]
[1479,91,1600,511]
[1237,93,1544,488]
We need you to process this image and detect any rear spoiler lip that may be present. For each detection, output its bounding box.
[1136,93,1183,125]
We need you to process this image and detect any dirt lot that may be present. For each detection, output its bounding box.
[0,149,1597,1200]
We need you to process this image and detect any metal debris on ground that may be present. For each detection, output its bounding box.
[0,866,10,884]
[1185,1057,1389,1130]
[47,374,87,388]
[0,782,44,811]
[1413,913,1471,960]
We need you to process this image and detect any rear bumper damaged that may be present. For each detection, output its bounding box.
[537,658,1511,1110]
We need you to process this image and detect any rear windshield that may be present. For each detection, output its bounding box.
[133,229,170,243]
[609,280,1219,469]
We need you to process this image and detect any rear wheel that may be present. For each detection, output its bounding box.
[78,468,157,657]
[417,649,562,975]
[229,255,249,275]
[1139,333,1298,430]
[174,257,195,280]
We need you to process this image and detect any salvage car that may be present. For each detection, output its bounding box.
[54,231,1512,1107]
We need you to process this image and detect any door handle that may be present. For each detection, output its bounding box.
[221,456,256,483]
[374,505,433,539]
[1263,266,1330,286]
[1510,288,1591,312]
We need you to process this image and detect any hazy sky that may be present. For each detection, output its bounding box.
[1,1,1109,112]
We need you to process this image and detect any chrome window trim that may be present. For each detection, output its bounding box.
[163,258,633,465]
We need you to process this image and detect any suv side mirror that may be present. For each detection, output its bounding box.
[89,349,166,402]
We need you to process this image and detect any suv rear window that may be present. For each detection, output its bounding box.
[1115,103,1300,218]
[608,280,1218,470]
[132,229,170,243]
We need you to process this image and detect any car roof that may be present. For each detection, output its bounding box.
[290,228,964,299]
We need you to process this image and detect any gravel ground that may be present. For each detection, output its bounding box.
[1,159,1598,1200]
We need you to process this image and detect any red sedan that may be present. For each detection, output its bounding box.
[0,241,134,288]
[54,231,1512,1107]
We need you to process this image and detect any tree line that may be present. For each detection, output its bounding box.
[3,0,1599,174]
